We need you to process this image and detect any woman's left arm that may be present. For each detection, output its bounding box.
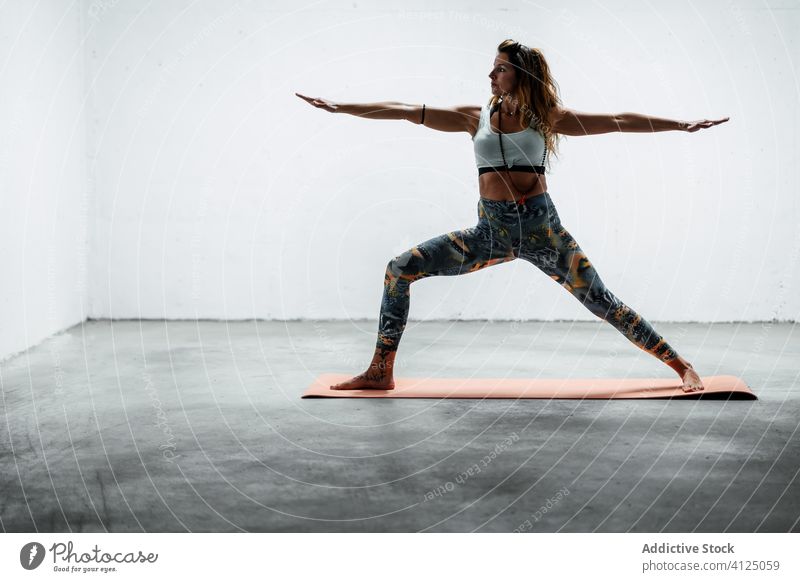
[551,107,729,135]
[617,111,730,133]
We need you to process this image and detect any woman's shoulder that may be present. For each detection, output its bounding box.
[453,105,484,137]
[452,104,483,116]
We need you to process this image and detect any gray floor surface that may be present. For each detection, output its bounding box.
[0,319,798,532]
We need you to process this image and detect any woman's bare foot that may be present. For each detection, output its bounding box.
[680,365,704,393]
[330,370,395,390]
[667,356,705,393]
[330,348,397,390]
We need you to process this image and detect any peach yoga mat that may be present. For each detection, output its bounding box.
[302,374,755,399]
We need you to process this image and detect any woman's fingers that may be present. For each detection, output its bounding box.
[295,92,323,106]
[685,116,730,132]
[295,92,338,112]
[295,92,317,104]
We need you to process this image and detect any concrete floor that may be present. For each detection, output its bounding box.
[0,319,798,532]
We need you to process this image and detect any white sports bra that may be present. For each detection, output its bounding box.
[472,101,547,175]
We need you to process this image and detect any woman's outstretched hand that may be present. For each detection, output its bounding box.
[295,92,340,113]
[681,116,730,132]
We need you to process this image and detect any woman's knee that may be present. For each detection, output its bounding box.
[387,250,417,277]
[386,248,433,287]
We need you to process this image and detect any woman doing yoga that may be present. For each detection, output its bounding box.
[296,39,728,393]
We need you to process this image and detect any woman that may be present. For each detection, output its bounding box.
[296,39,728,393]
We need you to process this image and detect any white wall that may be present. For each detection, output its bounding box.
[0,1,88,361]
[85,0,800,323]
[2,0,797,362]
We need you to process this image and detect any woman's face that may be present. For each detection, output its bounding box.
[489,52,516,96]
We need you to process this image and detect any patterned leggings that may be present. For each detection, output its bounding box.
[376,192,679,363]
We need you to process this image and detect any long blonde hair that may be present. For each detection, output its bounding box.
[489,40,562,167]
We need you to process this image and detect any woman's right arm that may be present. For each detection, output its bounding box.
[342,103,481,136]
[296,93,480,135]
[337,101,414,121]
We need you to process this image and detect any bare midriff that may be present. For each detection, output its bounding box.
[478,171,548,202]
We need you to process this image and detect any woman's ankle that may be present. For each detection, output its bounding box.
[368,348,397,375]
[666,355,692,375]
